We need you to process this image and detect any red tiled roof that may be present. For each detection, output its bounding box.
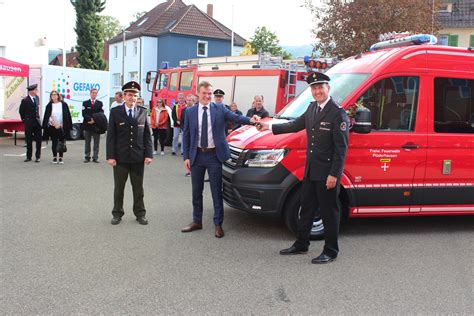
[108,0,246,46]
[50,52,80,67]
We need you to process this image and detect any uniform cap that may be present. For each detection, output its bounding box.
[122,81,141,93]
[213,89,225,96]
[306,72,330,85]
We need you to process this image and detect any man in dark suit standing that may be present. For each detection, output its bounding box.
[106,81,153,225]
[82,88,104,163]
[181,81,257,238]
[19,84,42,162]
[257,72,349,264]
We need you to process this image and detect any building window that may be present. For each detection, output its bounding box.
[113,73,121,87]
[113,46,118,59]
[137,17,148,27]
[197,40,208,57]
[129,71,139,82]
[356,76,420,131]
[448,35,458,47]
[133,41,138,56]
[438,34,449,46]
[434,77,473,133]
[470,35,474,47]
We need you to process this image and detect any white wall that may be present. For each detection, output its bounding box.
[109,36,157,105]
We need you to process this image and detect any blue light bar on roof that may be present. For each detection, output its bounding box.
[370,34,437,51]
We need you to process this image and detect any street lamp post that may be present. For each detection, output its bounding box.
[121,30,130,86]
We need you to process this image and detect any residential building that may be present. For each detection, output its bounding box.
[107,0,246,104]
[438,0,474,47]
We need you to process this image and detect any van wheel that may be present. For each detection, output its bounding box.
[69,124,82,140]
[283,188,325,240]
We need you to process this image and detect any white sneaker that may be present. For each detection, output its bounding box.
[58,158,64,164]
[153,151,158,155]
[160,151,165,156]
[52,157,58,164]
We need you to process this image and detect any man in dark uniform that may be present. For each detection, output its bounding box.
[213,89,229,110]
[82,88,104,163]
[106,81,153,225]
[19,84,42,162]
[257,72,349,264]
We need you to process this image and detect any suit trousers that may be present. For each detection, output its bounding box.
[83,130,100,160]
[25,125,42,159]
[190,150,224,225]
[295,177,341,258]
[112,162,146,218]
[172,127,182,154]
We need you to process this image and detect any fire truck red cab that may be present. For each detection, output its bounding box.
[223,34,474,238]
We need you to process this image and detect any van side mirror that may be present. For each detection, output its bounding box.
[353,108,371,133]
[146,72,152,84]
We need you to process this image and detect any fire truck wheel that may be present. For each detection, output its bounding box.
[283,188,325,240]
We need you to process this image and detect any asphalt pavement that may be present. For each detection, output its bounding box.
[1,135,473,314]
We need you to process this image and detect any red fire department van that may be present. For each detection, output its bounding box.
[145,55,331,115]
[222,34,474,239]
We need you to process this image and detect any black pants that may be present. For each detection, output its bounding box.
[48,127,65,158]
[112,162,146,218]
[295,177,341,258]
[152,128,167,151]
[25,125,42,159]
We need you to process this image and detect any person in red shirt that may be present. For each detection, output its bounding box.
[150,98,173,155]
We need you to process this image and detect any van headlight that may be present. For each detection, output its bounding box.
[243,149,287,168]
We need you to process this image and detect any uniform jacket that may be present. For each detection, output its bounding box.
[106,105,153,164]
[183,102,251,166]
[19,95,41,130]
[272,97,349,181]
[82,99,104,131]
[42,101,73,135]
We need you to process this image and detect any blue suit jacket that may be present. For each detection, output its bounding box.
[183,102,251,165]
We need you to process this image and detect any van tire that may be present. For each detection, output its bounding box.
[283,188,325,240]
[69,124,82,140]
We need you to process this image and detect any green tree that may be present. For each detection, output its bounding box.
[72,0,107,70]
[101,15,123,41]
[305,0,442,59]
[249,26,293,59]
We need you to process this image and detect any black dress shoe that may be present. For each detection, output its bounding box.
[111,217,122,225]
[136,216,148,225]
[35,158,41,163]
[24,158,32,162]
[311,253,336,264]
[92,159,99,163]
[84,158,91,163]
[279,245,308,255]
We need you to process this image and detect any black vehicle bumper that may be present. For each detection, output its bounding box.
[222,162,298,215]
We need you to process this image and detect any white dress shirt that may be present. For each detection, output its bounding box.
[124,104,136,118]
[198,102,215,148]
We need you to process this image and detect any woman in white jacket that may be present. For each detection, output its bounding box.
[150,98,173,155]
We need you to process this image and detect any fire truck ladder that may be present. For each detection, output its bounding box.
[285,62,298,101]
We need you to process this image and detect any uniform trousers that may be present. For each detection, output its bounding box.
[25,125,42,159]
[295,176,341,258]
[112,162,146,218]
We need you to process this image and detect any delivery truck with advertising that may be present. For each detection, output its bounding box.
[29,65,110,140]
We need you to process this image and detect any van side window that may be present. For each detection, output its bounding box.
[157,73,168,90]
[180,72,193,91]
[434,77,474,133]
[357,76,419,131]
[169,72,178,92]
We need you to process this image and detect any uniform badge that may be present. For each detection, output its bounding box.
[340,121,347,131]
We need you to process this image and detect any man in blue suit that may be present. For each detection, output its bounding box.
[181,81,258,238]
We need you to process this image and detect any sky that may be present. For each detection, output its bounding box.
[0,0,317,63]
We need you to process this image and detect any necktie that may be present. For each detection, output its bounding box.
[201,106,208,148]
[316,105,322,117]
[91,100,95,109]
[128,108,133,121]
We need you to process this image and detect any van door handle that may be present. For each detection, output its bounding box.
[401,143,419,149]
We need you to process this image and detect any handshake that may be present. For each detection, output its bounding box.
[249,115,269,131]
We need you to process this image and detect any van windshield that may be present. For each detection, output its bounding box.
[277,73,370,119]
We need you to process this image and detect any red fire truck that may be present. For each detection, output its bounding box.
[222,34,474,239]
[145,54,331,115]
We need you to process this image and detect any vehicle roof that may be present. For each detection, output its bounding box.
[329,44,474,76]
